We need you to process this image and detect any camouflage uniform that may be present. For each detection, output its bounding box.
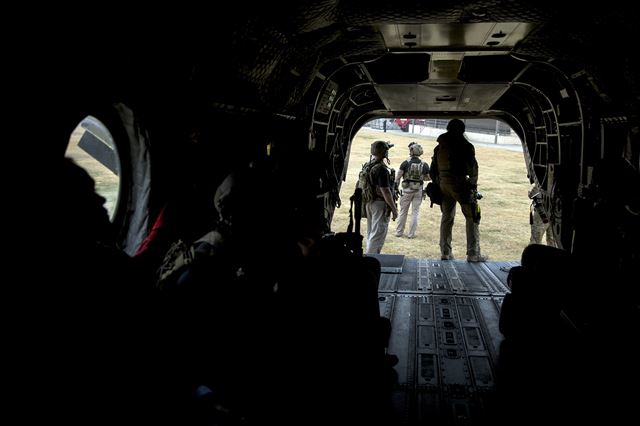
[528,184,555,246]
[395,145,430,238]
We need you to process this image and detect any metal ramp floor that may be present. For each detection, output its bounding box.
[377,256,518,425]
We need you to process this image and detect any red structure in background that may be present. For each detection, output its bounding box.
[393,118,410,131]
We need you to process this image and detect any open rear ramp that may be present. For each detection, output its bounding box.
[374,255,518,424]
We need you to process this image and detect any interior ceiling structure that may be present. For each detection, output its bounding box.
[166,0,636,121]
[377,23,537,51]
[374,82,511,112]
[369,22,535,112]
[44,1,635,128]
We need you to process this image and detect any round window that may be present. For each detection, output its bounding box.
[66,115,121,220]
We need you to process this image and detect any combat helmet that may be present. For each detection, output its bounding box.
[371,140,394,156]
[446,119,466,134]
[409,143,423,156]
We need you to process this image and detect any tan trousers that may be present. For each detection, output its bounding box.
[365,200,390,254]
[395,189,423,238]
[530,208,556,246]
[439,178,481,257]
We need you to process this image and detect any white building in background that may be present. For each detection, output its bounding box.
[366,118,522,146]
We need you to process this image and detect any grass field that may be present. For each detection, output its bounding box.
[330,128,531,261]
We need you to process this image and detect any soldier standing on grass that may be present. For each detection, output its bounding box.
[364,141,398,254]
[528,183,555,246]
[394,142,430,239]
[430,119,487,262]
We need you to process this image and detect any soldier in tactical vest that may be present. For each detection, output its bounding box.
[394,142,430,239]
[430,119,487,262]
[528,182,555,246]
[364,140,398,254]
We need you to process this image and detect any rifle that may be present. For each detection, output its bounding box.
[343,186,364,257]
[471,189,483,223]
[348,187,363,236]
[390,168,399,212]
[529,191,549,223]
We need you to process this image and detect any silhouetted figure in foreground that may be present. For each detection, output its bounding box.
[496,244,579,424]
[497,239,640,424]
[157,158,396,424]
[41,158,157,424]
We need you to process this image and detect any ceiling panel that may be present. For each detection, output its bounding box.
[379,23,536,51]
[374,83,509,112]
